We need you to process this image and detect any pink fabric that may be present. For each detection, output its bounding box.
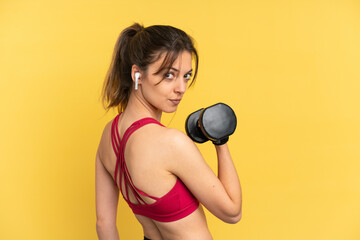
[111,113,199,222]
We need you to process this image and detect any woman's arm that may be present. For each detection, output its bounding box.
[215,144,242,222]
[165,129,242,223]
[95,150,120,239]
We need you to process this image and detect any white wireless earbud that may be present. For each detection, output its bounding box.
[134,72,140,90]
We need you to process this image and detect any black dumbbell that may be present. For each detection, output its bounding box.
[185,103,237,145]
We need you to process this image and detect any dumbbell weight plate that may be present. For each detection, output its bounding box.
[185,108,208,143]
[199,103,237,141]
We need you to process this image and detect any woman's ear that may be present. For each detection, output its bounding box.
[131,65,142,80]
[131,65,143,90]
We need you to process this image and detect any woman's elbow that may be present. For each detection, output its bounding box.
[223,208,242,224]
[96,220,106,236]
[229,211,242,224]
[96,220,104,233]
[96,219,118,238]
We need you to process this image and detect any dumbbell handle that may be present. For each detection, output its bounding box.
[212,137,229,145]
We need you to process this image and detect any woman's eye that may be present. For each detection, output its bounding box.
[165,72,175,79]
[184,73,192,80]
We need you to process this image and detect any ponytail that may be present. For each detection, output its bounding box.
[101,23,144,112]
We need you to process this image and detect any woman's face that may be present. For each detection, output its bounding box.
[140,51,193,113]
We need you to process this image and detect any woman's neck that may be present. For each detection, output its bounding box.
[123,90,162,122]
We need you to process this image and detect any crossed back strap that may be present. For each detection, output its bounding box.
[111,113,164,205]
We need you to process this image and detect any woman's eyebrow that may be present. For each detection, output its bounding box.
[169,67,179,72]
[168,67,193,74]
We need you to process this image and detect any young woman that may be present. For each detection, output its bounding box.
[95,23,242,240]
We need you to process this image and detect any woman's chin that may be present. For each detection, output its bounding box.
[163,106,178,113]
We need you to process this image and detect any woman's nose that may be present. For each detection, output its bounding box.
[175,78,187,94]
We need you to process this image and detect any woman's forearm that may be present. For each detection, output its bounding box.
[215,144,242,217]
[96,221,119,240]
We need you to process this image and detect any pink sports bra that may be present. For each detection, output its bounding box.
[111,113,199,222]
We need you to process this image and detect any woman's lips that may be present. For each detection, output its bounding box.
[170,99,181,105]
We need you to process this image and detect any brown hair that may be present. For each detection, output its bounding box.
[101,23,199,112]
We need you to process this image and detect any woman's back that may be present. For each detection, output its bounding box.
[97,113,213,239]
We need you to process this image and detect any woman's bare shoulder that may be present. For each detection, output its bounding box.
[99,119,116,146]
[96,118,116,160]
[153,127,198,162]
[128,124,195,157]
[155,126,194,148]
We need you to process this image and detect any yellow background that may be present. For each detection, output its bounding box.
[1,0,359,239]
